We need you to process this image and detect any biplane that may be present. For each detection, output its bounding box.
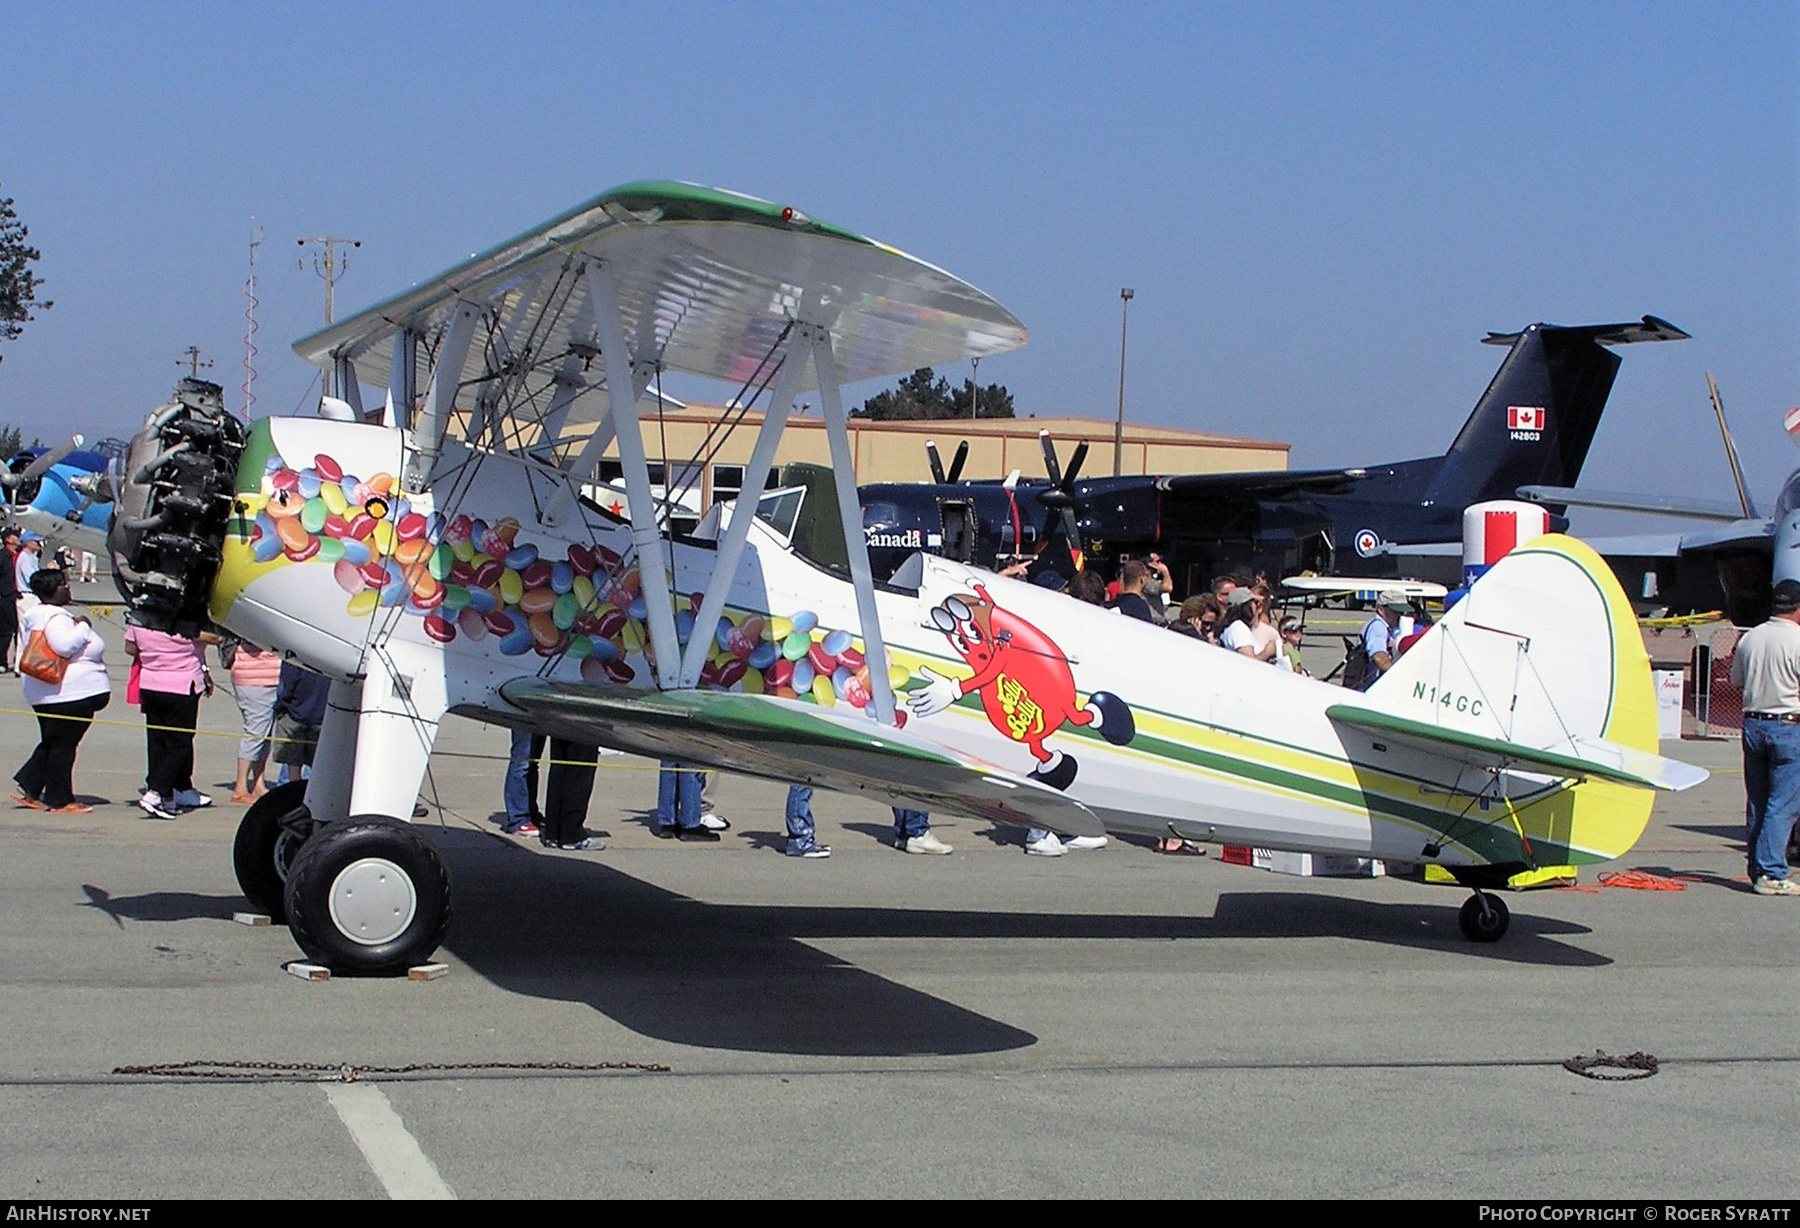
[111,182,1704,973]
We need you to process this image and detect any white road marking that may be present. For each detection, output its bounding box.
[322,1082,456,1200]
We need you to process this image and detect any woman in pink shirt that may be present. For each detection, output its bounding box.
[123,624,216,819]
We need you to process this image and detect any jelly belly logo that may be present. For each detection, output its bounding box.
[1507,405,1546,441]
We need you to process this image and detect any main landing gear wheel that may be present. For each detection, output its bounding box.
[231,780,313,922]
[1458,891,1510,943]
[282,816,451,976]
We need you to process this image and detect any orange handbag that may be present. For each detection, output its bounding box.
[19,626,70,685]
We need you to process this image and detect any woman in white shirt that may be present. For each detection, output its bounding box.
[1219,589,1263,657]
[11,568,111,814]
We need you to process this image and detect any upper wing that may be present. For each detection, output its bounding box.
[293,181,1027,453]
[498,679,1106,837]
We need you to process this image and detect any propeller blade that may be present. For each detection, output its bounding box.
[1038,429,1063,485]
[5,435,84,488]
[1063,441,1090,487]
[944,440,969,485]
[925,440,946,485]
[1037,429,1089,565]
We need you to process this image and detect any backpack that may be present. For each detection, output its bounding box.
[1340,635,1371,691]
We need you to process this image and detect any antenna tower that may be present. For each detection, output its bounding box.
[242,224,264,418]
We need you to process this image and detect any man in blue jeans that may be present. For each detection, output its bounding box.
[894,807,951,854]
[654,761,715,841]
[1731,578,1800,896]
[501,729,543,836]
[783,785,831,858]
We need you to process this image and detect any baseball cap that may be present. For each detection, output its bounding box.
[1377,590,1409,612]
[1227,588,1257,607]
[1772,579,1800,614]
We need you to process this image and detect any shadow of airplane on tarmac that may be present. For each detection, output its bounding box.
[83,825,1612,1058]
[424,829,1612,1057]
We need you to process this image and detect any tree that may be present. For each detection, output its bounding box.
[0,423,41,461]
[853,366,1016,421]
[0,187,51,362]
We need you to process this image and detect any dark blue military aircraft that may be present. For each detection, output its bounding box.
[857,316,1687,593]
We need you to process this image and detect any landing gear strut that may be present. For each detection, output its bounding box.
[1457,891,1510,943]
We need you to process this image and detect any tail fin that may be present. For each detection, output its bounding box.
[1419,316,1688,511]
[1367,533,1702,863]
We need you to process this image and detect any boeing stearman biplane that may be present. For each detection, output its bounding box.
[111,182,1705,974]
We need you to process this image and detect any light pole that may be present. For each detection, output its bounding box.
[1113,287,1134,476]
[969,356,980,420]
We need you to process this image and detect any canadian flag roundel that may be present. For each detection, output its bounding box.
[1507,405,1545,432]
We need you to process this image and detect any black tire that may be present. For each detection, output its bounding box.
[231,781,312,922]
[283,816,451,976]
[1458,892,1510,943]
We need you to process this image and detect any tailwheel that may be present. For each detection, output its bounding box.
[231,781,313,922]
[282,816,451,976]
[1457,891,1510,943]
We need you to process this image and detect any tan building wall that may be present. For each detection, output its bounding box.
[573,405,1288,508]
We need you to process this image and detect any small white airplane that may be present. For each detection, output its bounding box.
[1277,575,1449,604]
[112,182,1706,974]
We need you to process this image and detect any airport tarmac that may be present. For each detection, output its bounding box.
[0,597,1795,1200]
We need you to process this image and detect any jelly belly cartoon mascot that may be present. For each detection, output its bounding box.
[908,584,1135,789]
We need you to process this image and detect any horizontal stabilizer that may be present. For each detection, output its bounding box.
[1518,484,1749,523]
[1481,315,1690,347]
[499,680,1105,837]
[1327,705,1707,792]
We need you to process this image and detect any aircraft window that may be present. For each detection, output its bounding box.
[755,487,806,544]
[863,502,901,527]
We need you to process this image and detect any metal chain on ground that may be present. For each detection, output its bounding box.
[1561,1050,1659,1080]
[113,1058,670,1081]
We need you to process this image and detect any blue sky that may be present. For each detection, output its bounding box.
[3,2,1794,528]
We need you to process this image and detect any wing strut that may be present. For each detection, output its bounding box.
[676,329,805,688]
[581,259,684,689]
[383,327,416,429]
[813,327,898,725]
[403,304,479,492]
